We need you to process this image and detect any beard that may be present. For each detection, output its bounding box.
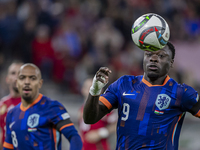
[13,86,19,93]
[22,95,33,102]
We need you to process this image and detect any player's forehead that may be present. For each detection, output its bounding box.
[19,65,40,77]
[161,44,171,54]
[145,45,171,55]
[8,63,23,73]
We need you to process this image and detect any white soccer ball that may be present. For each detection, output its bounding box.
[131,13,170,51]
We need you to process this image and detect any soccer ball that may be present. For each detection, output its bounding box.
[131,13,170,51]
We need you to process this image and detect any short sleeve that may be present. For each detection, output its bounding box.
[181,85,199,112]
[48,101,71,125]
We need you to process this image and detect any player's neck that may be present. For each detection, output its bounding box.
[22,100,33,108]
[21,93,40,108]
[144,74,168,85]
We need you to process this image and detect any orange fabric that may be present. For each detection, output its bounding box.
[99,96,112,109]
[20,94,43,111]
[59,123,74,131]
[195,110,200,117]
[3,142,14,149]
[142,75,170,87]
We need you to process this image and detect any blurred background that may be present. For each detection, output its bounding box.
[0,0,200,149]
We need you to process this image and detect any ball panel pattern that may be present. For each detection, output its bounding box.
[131,13,170,51]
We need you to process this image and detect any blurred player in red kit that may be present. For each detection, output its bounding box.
[0,61,23,150]
[79,78,117,150]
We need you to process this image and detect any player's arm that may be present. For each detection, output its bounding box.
[188,94,200,118]
[56,119,82,150]
[83,67,112,124]
[181,86,200,118]
[50,102,82,150]
[3,112,14,150]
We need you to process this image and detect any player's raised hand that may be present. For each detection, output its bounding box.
[89,67,112,96]
[96,67,112,83]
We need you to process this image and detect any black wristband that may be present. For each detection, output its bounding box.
[189,100,200,116]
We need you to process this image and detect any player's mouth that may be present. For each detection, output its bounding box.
[148,64,158,71]
[23,88,32,94]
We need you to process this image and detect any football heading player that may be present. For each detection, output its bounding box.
[83,42,199,150]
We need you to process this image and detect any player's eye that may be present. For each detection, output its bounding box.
[19,76,25,80]
[158,54,164,58]
[30,76,37,80]
[146,52,152,57]
[11,72,16,75]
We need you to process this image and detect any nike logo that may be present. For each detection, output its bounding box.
[9,121,15,129]
[123,92,135,96]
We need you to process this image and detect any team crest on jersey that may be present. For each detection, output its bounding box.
[155,94,171,110]
[27,113,40,128]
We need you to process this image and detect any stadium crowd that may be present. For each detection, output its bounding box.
[0,0,199,96]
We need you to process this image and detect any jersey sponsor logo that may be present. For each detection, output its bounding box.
[27,114,40,128]
[123,92,135,96]
[155,94,171,110]
[61,112,70,120]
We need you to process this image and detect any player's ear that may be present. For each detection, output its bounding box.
[38,79,43,89]
[170,59,174,68]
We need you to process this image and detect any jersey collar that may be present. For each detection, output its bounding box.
[20,94,43,111]
[142,75,170,87]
